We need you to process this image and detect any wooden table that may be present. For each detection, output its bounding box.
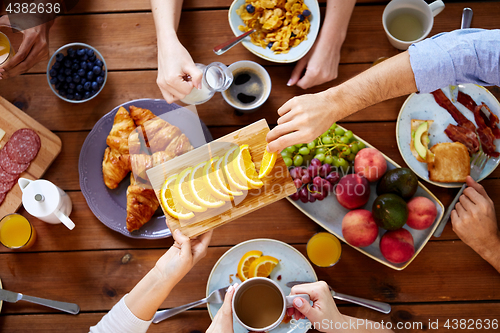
[1,1,500,331]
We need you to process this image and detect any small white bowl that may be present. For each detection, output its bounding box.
[222,60,272,113]
[228,0,320,63]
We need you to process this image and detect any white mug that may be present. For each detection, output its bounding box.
[18,178,75,230]
[232,277,310,332]
[382,0,445,50]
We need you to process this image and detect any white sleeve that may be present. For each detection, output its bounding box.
[90,295,153,333]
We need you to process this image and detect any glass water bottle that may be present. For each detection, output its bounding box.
[181,62,233,105]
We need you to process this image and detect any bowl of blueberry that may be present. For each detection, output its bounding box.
[47,43,107,103]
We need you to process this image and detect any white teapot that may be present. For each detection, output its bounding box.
[18,178,75,230]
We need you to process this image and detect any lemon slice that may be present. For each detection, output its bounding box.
[223,146,250,191]
[203,158,233,201]
[214,157,244,197]
[237,250,263,281]
[258,148,277,179]
[189,161,225,209]
[233,144,264,188]
[248,255,279,278]
[160,175,195,220]
[175,168,207,212]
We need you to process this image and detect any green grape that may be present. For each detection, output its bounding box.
[347,153,356,162]
[283,157,293,167]
[345,130,353,140]
[358,141,366,150]
[324,155,334,165]
[330,123,337,131]
[307,141,316,150]
[334,127,345,136]
[343,147,351,156]
[321,131,330,138]
[315,147,326,155]
[332,156,341,167]
[286,146,296,153]
[281,150,292,159]
[322,136,333,144]
[298,147,310,155]
[340,136,350,144]
[314,153,325,162]
[350,143,359,154]
[295,144,304,149]
[293,155,304,166]
[303,154,313,166]
[338,157,348,168]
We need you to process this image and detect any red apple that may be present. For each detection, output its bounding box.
[406,196,438,230]
[342,209,379,247]
[380,229,415,264]
[354,148,387,182]
[335,174,370,209]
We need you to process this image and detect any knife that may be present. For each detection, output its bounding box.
[449,8,473,102]
[0,289,80,314]
[286,281,391,314]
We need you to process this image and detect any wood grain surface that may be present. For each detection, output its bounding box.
[0,98,62,216]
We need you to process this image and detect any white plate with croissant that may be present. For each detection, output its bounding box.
[79,99,212,239]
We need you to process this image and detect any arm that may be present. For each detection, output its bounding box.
[288,0,356,89]
[150,0,202,103]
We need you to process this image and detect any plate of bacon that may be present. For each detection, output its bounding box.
[396,84,500,188]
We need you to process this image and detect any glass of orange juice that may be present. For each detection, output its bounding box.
[0,214,37,250]
[306,232,342,267]
[0,32,14,65]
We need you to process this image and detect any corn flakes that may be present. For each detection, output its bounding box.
[236,0,311,54]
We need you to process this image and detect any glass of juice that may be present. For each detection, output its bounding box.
[0,32,14,65]
[0,214,37,250]
[307,232,342,267]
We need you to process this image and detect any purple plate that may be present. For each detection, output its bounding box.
[79,99,213,239]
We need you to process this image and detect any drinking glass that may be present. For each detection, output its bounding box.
[0,214,37,250]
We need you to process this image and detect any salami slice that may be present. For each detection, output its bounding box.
[0,148,29,175]
[0,162,19,182]
[0,192,6,206]
[0,179,16,194]
[6,128,41,164]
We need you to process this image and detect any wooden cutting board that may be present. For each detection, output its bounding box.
[147,119,296,238]
[0,97,62,216]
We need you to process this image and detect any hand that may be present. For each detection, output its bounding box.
[206,283,238,333]
[287,35,341,89]
[156,38,202,103]
[266,91,336,153]
[451,176,500,258]
[154,229,213,286]
[0,17,52,79]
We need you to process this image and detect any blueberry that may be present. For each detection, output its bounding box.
[298,14,305,22]
[67,88,74,94]
[77,48,86,57]
[92,66,101,75]
[91,90,98,96]
[73,75,81,83]
[81,78,87,85]
[71,63,79,71]
[91,81,99,91]
[55,82,62,90]
[80,61,87,70]
[86,49,94,57]
[84,91,91,99]
[57,74,65,82]
[69,82,76,89]
[76,84,83,92]
[63,83,69,89]
[87,71,94,80]
[89,55,96,62]
[96,76,104,85]
[302,9,311,17]
[65,76,73,83]
[64,59,72,68]
[67,94,75,100]
[67,48,76,58]
[95,59,103,67]
[80,54,88,61]
[50,77,58,84]
[77,68,86,77]
[59,90,67,97]
[267,42,273,48]
[84,81,91,91]
[246,4,255,13]
[53,62,61,69]
[56,53,64,62]
[64,68,72,76]
[49,68,57,77]
[75,92,82,100]
[87,62,94,69]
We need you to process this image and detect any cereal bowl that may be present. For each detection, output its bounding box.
[228,0,320,63]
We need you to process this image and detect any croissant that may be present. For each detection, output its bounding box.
[123,151,175,181]
[129,106,156,146]
[166,133,193,156]
[102,147,131,189]
[126,174,159,232]
[144,118,182,152]
[106,107,136,155]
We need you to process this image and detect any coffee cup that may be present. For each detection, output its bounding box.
[232,277,310,332]
[382,0,445,50]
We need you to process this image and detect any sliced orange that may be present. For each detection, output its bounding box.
[248,255,279,278]
[160,175,195,220]
[237,250,263,281]
[258,148,278,179]
[233,144,263,188]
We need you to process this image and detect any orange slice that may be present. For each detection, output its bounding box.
[248,255,279,278]
[258,148,278,179]
[237,250,263,281]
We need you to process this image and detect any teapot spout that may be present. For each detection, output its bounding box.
[18,178,32,192]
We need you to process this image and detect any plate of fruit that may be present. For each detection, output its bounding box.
[207,238,317,333]
[285,124,444,270]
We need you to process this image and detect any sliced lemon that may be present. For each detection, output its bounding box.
[203,158,233,201]
[233,145,264,189]
[175,168,207,213]
[223,146,250,191]
[160,175,195,220]
[237,250,263,281]
[214,157,244,197]
[189,161,225,209]
[248,255,279,278]
[258,148,278,179]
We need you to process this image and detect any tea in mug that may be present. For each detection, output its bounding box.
[307,232,342,267]
[234,282,283,329]
[0,214,37,249]
[388,9,424,42]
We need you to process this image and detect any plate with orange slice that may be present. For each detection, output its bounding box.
[206,238,317,333]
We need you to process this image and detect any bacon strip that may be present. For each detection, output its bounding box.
[432,89,476,132]
[473,105,499,157]
[457,91,500,139]
[444,124,480,154]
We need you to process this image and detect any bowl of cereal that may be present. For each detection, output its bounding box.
[228,0,320,63]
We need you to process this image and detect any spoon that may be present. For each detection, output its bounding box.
[213,29,256,55]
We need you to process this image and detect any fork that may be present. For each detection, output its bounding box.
[433,151,488,237]
[153,286,228,324]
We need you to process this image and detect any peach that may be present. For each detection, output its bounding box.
[335,174,370,209]
[354,148,387,182]
[342,209,379,247]
[406,196,438,230]
[380,229,415,264]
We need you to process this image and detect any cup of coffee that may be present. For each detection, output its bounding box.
[232,277,310,332]
[222,60,272,113]
[382,0,445,50]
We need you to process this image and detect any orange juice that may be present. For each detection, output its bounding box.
[0,32,13,65]
[307,232,342,267]
[0,214,37,249]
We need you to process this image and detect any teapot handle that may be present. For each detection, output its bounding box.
[54,210,75,230]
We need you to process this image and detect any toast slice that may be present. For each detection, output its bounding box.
[428,142,470,183]
[410,119,434,163]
